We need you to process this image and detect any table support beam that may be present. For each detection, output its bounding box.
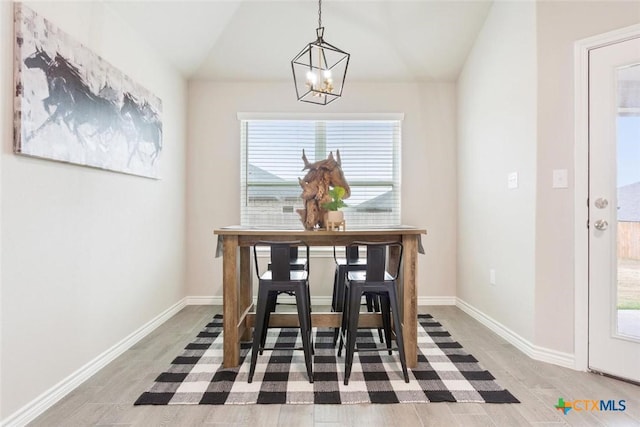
[402,234,418,368]
[222,235,239,367]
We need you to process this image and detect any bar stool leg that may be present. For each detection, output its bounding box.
[344,283,363,385]
[375,295,385,343]
[331,268,339,313]
[388,285,409,383]
[306,282,314,356]
[379,293,393,355]
[366,293,385,344]
[333,264,347,345]
[365,294,374,312]
[260,291,278,355]
[337,277,351,357]
[249,284,271,383]
[295,284,314,383]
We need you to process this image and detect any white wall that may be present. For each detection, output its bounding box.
[0,1,187,420]
[535,1,640,354]
[0,0,8,418]
[457,2,537,341]
[187,81,457,301]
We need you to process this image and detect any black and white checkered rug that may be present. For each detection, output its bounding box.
[135,314,519,405]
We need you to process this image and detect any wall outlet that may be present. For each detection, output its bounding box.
[489,269,496,285]
[507,172,518,189]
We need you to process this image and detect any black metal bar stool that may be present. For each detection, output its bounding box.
[248,241,314,383]
[338,241,409,385]
[331,245,384,345]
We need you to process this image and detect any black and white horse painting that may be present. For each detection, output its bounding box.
[13,3,163,178]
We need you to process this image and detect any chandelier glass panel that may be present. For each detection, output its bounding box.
[291,0,350,105]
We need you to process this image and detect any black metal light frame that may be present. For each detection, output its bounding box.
[291,0,350,105]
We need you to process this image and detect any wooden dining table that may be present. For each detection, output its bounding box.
[214,225,426,368]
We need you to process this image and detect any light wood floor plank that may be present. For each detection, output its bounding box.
[483,403,539,427]
[278,404,314,427]
[452,413,496,427]
[345,404,424,427]
[413,403,457,427]
[446,402,488,415]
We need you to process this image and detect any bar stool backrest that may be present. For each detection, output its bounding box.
[270,243,292,281]
[254,241,308,281]
[365,245,386,281]
[346,245,360,262]
[290,246,300,261]
[348,241,403,282]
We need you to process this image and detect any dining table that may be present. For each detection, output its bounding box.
[214,225,426,368]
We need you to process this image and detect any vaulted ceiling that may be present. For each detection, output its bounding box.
[106,0,492,82]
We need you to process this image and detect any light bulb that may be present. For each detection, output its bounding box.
[306,71,317,84]
[323,69,332,79]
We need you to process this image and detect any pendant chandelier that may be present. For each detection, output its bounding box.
[291,0,350,105]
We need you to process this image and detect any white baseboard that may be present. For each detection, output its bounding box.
[185,295,222,305]
[418,296,456,306]
[310,296,333,305]
[1,298,187,427]
[455,298,575,369]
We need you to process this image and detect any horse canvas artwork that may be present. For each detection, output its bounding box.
[13,4,163,178]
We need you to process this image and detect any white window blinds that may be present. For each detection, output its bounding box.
[240,117,401,227]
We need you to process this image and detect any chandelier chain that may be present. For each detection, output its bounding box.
[318,0,322,29]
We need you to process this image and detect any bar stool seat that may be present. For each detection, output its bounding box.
[346,270,395,282]
[248,241,313,383]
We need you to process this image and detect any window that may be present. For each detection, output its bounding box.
[240,115,402,227]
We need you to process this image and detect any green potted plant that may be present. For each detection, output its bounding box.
[322,186,348,224]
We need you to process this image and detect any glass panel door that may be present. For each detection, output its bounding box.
[588,36,640,383]
[616,63,640,340]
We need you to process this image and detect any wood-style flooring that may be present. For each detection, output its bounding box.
[28,305,640,426]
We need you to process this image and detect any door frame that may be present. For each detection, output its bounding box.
[574,23,640,372]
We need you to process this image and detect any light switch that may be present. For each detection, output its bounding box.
[507,172,518,189]
[553,169,568,189]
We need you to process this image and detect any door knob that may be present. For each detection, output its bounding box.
[594,219,608,230]
[594,198,608,209]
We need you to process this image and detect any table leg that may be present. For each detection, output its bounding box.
[402,234,418,368]
[239,246,253,341]
[223,235,240,367]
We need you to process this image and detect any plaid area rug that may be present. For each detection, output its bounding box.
[135,314,519,405]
